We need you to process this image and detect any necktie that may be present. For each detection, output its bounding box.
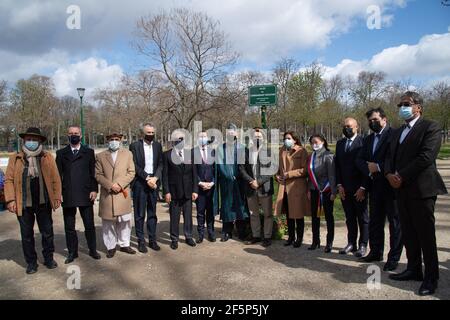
[372,134,381,154]
[201,147,206,164]
[345,139,352,152]
[73,149,79,156]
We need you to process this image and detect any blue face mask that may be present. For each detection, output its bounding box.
[284,139,294,149]
[399,106,413,120]
[24,141,39,151]
[198,137,208,146]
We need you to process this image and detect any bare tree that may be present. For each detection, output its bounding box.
[134,8,239,129]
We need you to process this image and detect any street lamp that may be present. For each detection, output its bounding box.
[77,87,86,145]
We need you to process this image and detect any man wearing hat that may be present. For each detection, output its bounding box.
[216,123,250,242]
[4,127,61,274]
[56,125,101,264]
[95,133,136,258]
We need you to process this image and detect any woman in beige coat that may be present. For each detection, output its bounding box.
[275,131,310,247]
[95,133,136,258]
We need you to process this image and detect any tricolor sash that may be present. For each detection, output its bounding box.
[308,152,331,217]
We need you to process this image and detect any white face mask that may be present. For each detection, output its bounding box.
[284,138,294,149]
[312,143,323,151]
[109,140,121,151]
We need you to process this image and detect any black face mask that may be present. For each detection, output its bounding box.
[369,121,382,133]
[145,134,154,142]
[69,135,81,145]
[342,127,354,139]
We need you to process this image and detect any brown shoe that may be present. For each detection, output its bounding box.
[106,248,116,258]
[120,246,136,254]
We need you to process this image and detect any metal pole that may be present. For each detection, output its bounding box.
[80,96,85,145]
[261,105,267,129]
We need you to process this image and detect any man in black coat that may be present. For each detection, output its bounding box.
[356,108,402,271]
[56,125,100,263]
[129,123,163,253]
[385,91,447,296]
[163,131,199,250]
[335,117,369,258]
[192,131,217,243]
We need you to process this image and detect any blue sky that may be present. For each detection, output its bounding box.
[0,0,449,97]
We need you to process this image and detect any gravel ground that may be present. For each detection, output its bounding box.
[0,160,449,300]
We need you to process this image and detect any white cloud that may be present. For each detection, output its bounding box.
[322,32,450,80]
[52,57,124,97]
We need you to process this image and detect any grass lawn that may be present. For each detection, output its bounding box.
[439,143,450,159]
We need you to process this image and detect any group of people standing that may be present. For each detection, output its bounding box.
[2,91,447,297]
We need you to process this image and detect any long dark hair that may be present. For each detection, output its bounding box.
[283,131,301,146]
[309,133,329,151]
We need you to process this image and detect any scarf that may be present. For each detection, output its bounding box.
[22,144,43,178]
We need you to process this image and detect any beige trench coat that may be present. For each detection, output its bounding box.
[95,148,135,220]
[274,145,310,219]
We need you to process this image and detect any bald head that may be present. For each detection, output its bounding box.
[343,117,358,138]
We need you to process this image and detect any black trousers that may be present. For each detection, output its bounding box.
[341,192,369,247]
[397,193,439,281]
[222,220,249,239]
[63,206,96,255]
[17,205,55,265]
[133,183,158,243]
[310,190,334,245]
[169,198,193,242]
[368,190,402,262]
[196,190,215,238]
[284,193,304,241]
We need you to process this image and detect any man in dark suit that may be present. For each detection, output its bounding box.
[56,125,100,264]
[163,131,199,250]
[129,123,163,253]
[356,108,402,271]
[385,91,447,296]
[240,128,275,247]
[335,117,369,258]
[192,131,217,243]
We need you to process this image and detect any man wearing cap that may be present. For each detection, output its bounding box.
[4,127,61,274]
[95,133,136,258]
[56,125,101,264]
[216,123,249,242]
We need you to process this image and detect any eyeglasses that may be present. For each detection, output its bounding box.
[397,102,416,107]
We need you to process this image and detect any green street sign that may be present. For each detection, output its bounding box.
[248,84,277,106]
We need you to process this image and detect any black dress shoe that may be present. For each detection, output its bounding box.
[44,259,58,269]
[64,252,79,264]
[360,252,382,263]
[324,243,333,253]
[221,233,230,242]
[389,269,423,281]
[26,263,38,275]
[138,242,148,253]
[339,244,356,255]
[149,241,161,251]
[262,239,272,247]
[170,241,178,250]
[293,240,302,248]
[246,237,261,245]
[106,248,116,258]
[197,237,204,244]
[383,260,399,271]
[284,238,294,246]
[207,235,216,242]
[186,238,197,247]
[308,242,320,250]
[354,245,367,258]
[89,251,101,260]
[418,280,438,296]
[120,246,136,254]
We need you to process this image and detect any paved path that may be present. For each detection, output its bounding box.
[0,160,449,300]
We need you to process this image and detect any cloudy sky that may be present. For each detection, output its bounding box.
[1,0,449,97]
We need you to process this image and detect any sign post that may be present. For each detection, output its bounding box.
[248,85,277,129]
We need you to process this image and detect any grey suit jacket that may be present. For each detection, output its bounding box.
[307,148,337,195]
